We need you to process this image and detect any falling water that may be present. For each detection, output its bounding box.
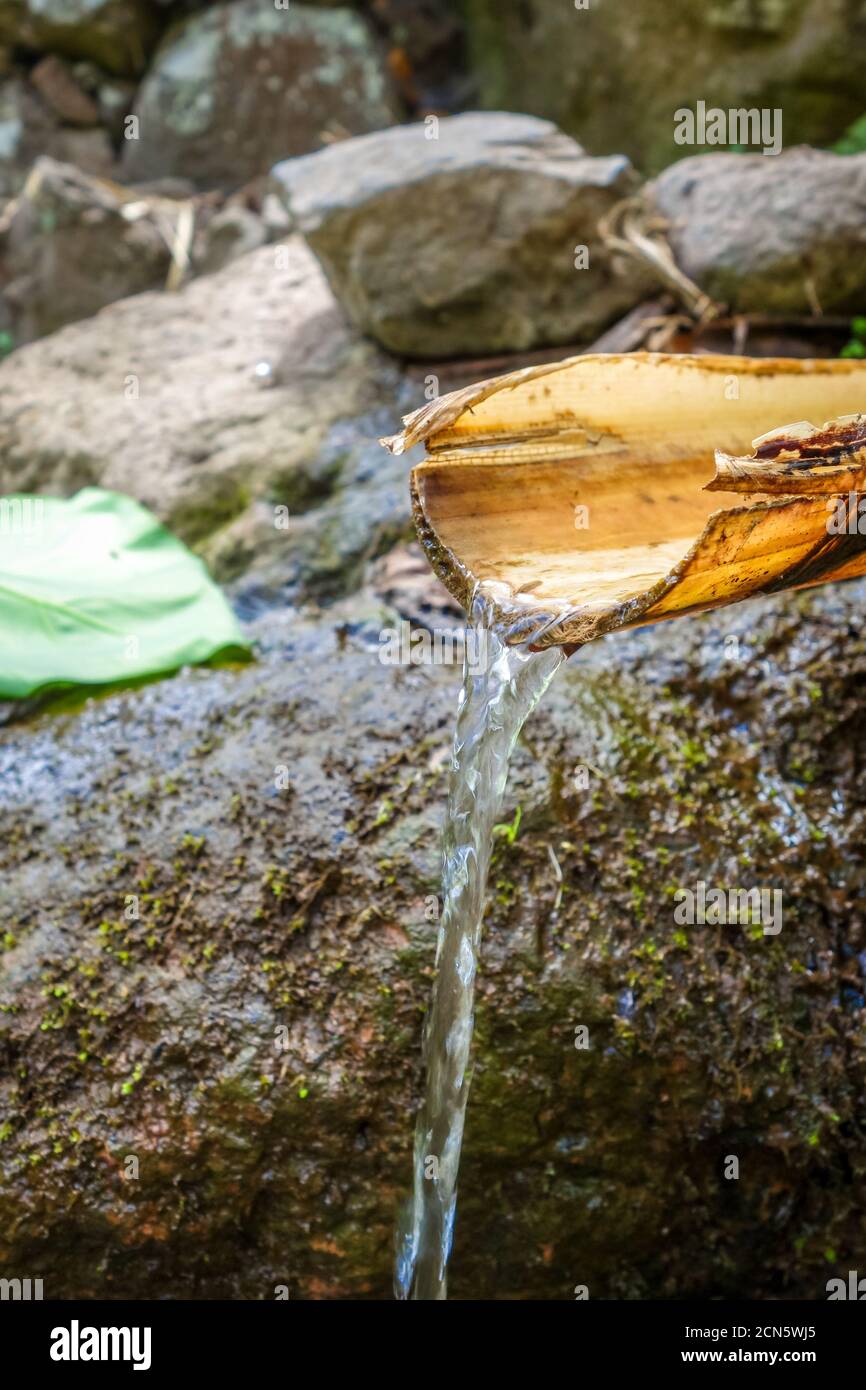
[395,588,565,1300]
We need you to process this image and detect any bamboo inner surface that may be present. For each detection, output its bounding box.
[408,355,866,636]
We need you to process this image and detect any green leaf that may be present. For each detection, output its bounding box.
[0,487,250,699]
[493,804,522,845]
[834,114,866,155]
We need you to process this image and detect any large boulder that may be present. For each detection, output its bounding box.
[121,0,401,189]
[1,576,866,1298]
[649,148,866,314]
[461,0,866,173]
[272,112,652,357]
[0,0,162,77]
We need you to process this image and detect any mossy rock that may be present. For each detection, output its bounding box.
[1,575,866,1298]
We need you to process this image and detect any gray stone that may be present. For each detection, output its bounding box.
[0,157,172,344]
[121,0,400,189]
[0,235,412,589]
[649,147,866,315]
[272,111,651,358]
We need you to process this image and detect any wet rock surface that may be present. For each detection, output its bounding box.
[273,112,652,357]
[1,579,866,1297]
[649,148,866,315]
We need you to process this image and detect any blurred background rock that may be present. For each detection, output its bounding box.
[1,0,865,348]
[0,0,861,343]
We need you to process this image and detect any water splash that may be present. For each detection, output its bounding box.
[396,589,565,1300]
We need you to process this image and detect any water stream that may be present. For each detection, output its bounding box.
[395,589,565,1300]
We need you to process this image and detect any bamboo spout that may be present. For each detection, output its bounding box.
[382,352,866,649]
